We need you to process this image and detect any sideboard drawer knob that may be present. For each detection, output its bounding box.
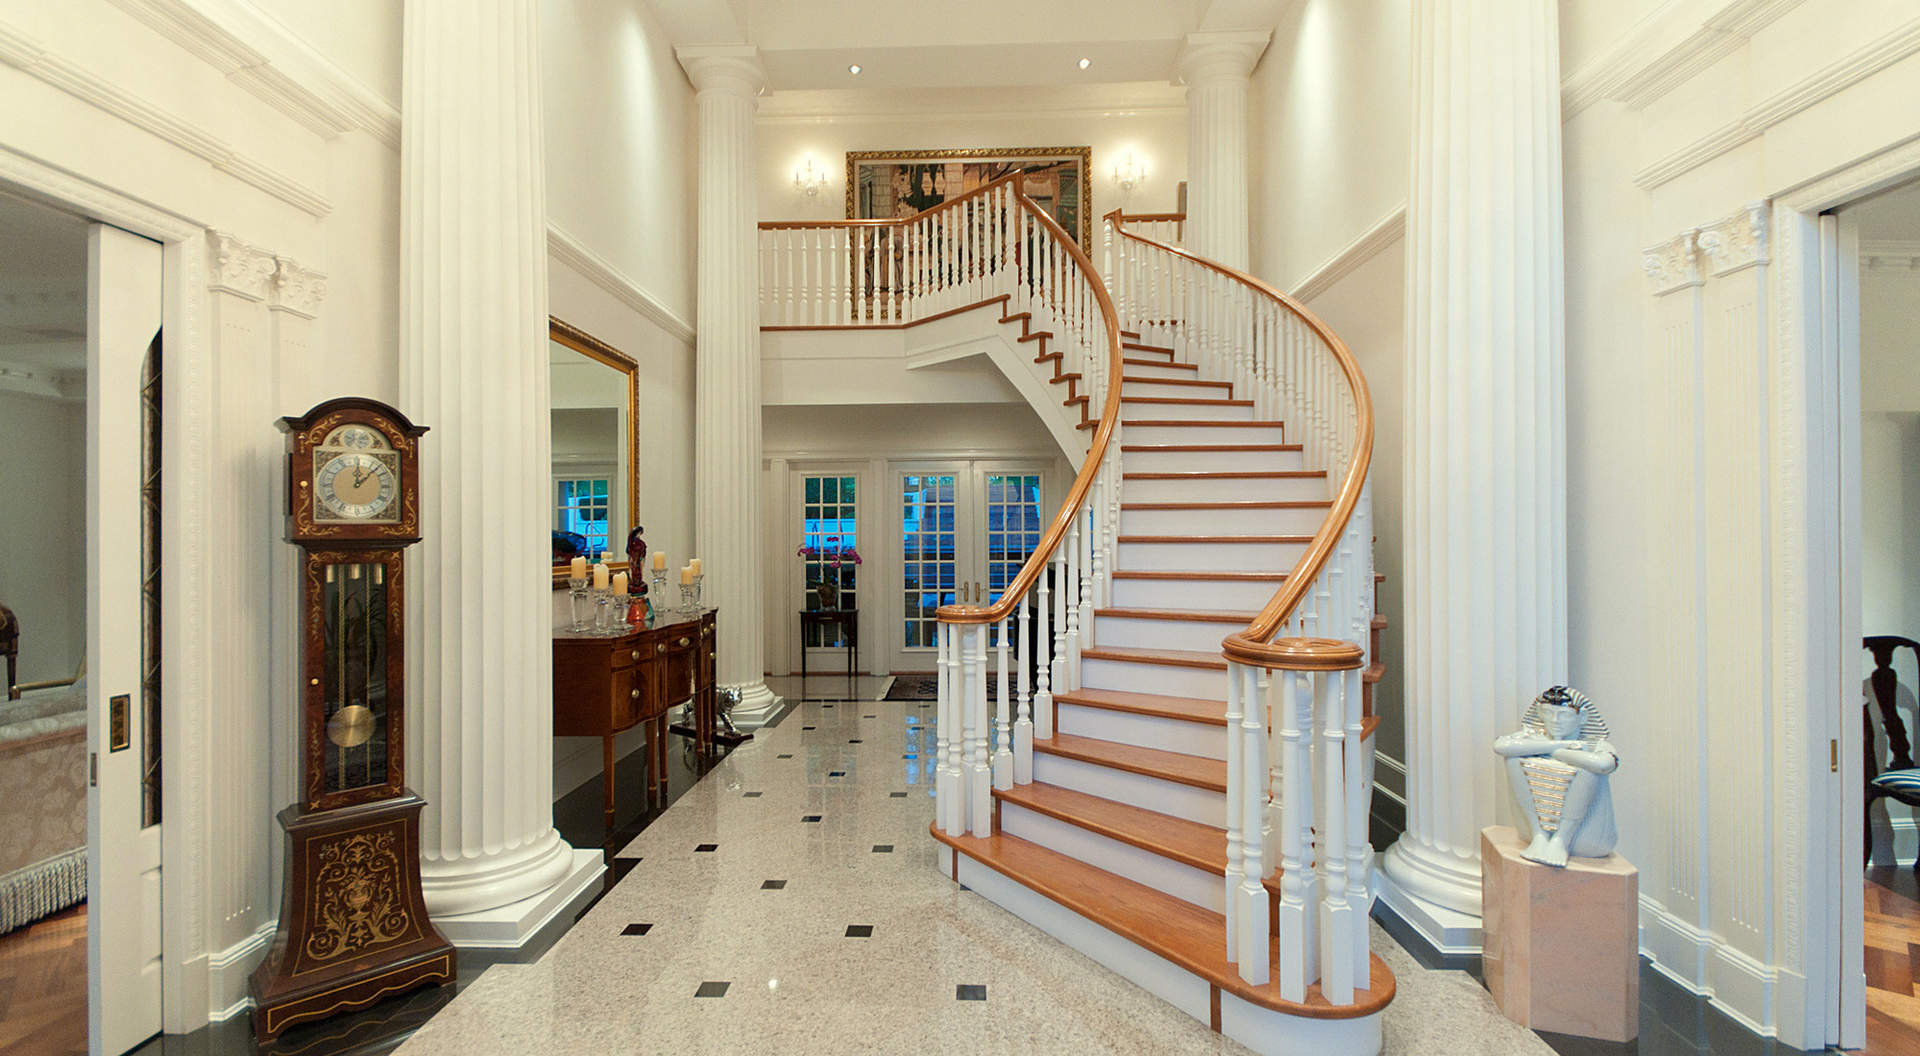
[678,637,690,648]
[630,649,641,662]
[630,689,641,700]
[656,643,667,654]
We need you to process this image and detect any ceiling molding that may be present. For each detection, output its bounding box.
[1287,204,1405,303]
[546,224,696,344]
[105,0,400,149]
[1562,0,1804,120]
[756,83,1186,124]
[0,356,83,401]
[1632,13,1920,191]
[0,18,331,217]
[1862,240,1920,268]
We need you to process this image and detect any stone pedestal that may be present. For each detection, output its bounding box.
[1481,826,1638,1042]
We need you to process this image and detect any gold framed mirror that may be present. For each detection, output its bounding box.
[549,318,639,586]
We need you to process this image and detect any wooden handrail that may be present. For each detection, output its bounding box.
[759,171,1024,231]
[1106,210,1186,223]
[1108,226,1373,669]
[936,193,1123,626]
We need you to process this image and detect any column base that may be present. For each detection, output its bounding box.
[430,847,603,950]
[725,679,783,730]
[1377,838,1485,955]
[421,825,580,918]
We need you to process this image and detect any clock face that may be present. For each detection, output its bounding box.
[313,450,400,523]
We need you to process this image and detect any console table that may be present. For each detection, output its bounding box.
[554,608,716,830]
[799,609,857,697]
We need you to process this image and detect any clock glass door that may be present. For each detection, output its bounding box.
[319,560,391,794]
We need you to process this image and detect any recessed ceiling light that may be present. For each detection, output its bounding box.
[848,64,862,75]
[1078,57,1091,70]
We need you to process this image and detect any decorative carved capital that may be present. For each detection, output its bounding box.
[1641,230,1701,296]
[1696,200,1770,276]
[271,257,328,318]
[206,229,277,301]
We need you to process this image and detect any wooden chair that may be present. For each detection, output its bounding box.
[1865,635,1920,871]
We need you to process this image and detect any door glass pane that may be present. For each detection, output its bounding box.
[555,476,611,559]
[984,473,1044,605]
[801,474,857,646]
[901,474,956,649]
[140,330,161,827]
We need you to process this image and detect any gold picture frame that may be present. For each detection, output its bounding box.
[845,146,1093,246]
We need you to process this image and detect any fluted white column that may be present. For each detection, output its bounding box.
[1177,30,1268,271]
[401,0,595,930]
[1378,0,1568,949]
[678,44,779,722]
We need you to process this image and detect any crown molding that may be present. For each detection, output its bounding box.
[104,0,399,149]
[1287,204,1405,303]
[1562,0,1804,119]
[0,18,331,217]
[546,224,696,344]
[1632,13,1920,190]
[1862,240,1920,269]
[755,82,1187,125]
[0,356,84,401]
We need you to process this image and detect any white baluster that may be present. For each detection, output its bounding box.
[967,624,992,835]
[1276,667,1308,1001]
[1065,520,1082,691]
[1224,659,1245,964]
[936,621,957,835]
[1237,663,1270,985]
[1035,560,1054,741]
[993,616,1012,791]
[1015,592,1033,784]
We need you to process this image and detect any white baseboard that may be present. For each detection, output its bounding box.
[1638,895,1782,1039]
[1869,808,1917,866]
[206,919,277,1022]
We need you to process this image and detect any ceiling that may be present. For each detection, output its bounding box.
[0,187,87,374]
[1851,179,1920,243]
[651,0,1293,91]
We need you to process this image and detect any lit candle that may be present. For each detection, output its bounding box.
[651,551,666,571]
[601,551,613,564]
[680,565,693,585]
[592,562,609,589]
[570,556,587,580]
[690,557,703,577]
[612,572,628,595]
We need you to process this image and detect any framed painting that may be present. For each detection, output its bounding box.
[846,147,1093,247]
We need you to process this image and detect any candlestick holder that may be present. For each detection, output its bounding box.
[691,573,704,611]
[612,592,631,632]
[592,586,613,633]
[649,569,666,605]
[567,576,589,632]
[679,583,695,613]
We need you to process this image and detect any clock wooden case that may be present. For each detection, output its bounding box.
[251,398,453,1040]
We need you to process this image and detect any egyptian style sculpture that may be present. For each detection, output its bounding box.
[1493,686,1619,867]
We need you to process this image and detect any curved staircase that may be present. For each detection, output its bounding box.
[761,190,1389,1054]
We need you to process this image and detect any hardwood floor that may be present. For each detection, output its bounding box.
[1863,867,1920,1055]
[0,903,86,1056]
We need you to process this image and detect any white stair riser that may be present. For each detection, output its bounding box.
[1080,656,1229,698]
[1032,752,1225,827]
[1110,577,1284,610]
[1125,424,1284,445]
[1123,475,1323,502]
[1120,398,1252,422]
[1121,505,1327,535]
[1124,448,1305,473]
[1000,802,1223,912]
[1123,361,1200,381]
[1057,701,1227,760]
[1122,344,1177,361]
[1117,539,1306,571]
[1123,379,1235,400]
[1093,615,1244,653]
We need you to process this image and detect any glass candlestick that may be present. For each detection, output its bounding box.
[649,569,667,605]
[679,583,695,613]
[691,573,705,611]
[567,577,589,632]
[612,592,631,630]
[592,586,613,633]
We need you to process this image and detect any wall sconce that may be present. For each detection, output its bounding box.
[1113,153,1145,193]
[794,157,827,199]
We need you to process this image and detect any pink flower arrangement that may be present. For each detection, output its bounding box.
[797,536,863,568]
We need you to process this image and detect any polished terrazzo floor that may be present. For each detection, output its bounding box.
[390,694,1555,1056]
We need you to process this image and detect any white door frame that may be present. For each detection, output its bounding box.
[785,461,873,680]
[0,147,214,1035]
[1772,136,1920,1051]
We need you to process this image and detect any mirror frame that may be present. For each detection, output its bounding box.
[549,317,640,586]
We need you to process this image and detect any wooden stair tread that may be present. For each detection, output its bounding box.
[1112,570,1288,581]
[1371,614,1388,630]
[1054,687,1229,726]
[1122,340,1173,353]
[932,826,1395,1019]
[1121,444,1303,453]
[1080,645,1228,670]
[1123,500,1330,510]
[1124,471,1325,480]
[1121,375,1232,387]
[1364,661,1385,683]
[1017,330,1054,342]
[1035,733,1226,791]
[1122,419,1286,428]
[1117,534,1314,544]
[1123,396,1256,407]
[994,781,1227,873]
[1095,606,1260,624]
[1123,357,1198,370]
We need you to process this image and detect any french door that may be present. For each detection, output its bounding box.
[892,460,1050,671]
[87,223,164,1054]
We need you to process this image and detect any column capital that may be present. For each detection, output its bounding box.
[206,229,277,301]
[1176,30,1270,86]
[676,43,767,99]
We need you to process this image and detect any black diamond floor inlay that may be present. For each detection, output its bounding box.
[695,843,718,852]
[864,714,876,718]
[872,845,893,853]
[803,725,816,730]
[761,879,786,890]
[845,924,873,938]
[829,771,846,778]
[890,792,908,798]
[956,984,986,1001]
[743,791,763,798]
[848,738,863,744]
[621,923,653,936]
[802,815,822,823]
[777,753,794,759]
[695,981,730,998]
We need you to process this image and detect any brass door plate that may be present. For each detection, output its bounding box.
[109,693,131,752]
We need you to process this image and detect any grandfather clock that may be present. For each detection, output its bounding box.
[250,397,453,1039]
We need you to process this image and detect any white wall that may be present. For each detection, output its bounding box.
[756,85,1187,229]
[0,390,86,685]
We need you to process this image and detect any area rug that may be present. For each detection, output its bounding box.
[883,675,938,701]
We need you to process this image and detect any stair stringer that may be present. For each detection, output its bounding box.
[902,299,1088,460]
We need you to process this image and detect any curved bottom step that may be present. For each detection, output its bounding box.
[932,825,1392,1056]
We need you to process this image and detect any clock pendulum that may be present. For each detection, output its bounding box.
[249,398,453,1039]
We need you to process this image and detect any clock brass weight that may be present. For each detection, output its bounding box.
[250,398,454,1039]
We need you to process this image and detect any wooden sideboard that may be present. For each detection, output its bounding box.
[554,608,717,829]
